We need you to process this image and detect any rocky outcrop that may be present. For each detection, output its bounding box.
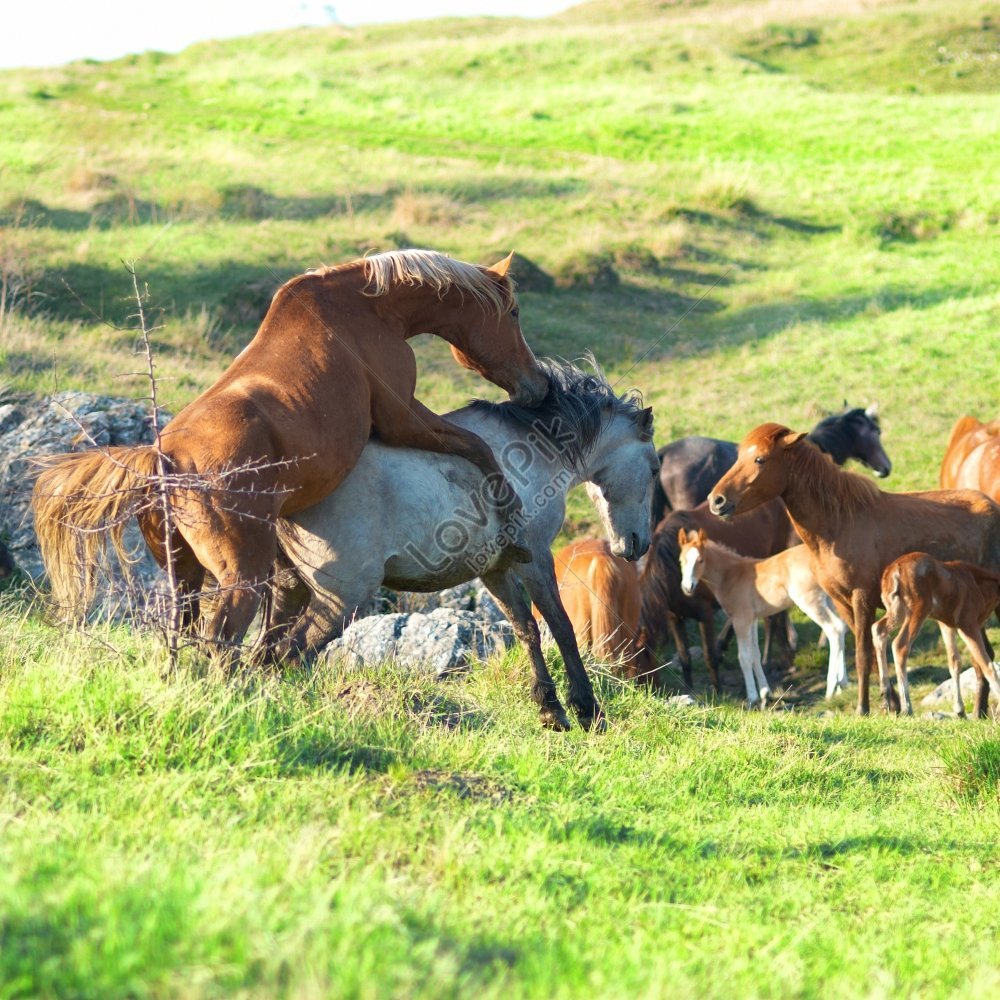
[0,389,168,603]
[920,667,999,712]
[323,607,514,676]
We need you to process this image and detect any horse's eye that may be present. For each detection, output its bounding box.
[510,306,520,320]
[754,456,766,465]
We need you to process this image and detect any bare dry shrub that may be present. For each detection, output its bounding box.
[390,190,463,229]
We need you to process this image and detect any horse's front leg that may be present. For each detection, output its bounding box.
[480,569,572,731]
[517,554,604,730]
[845,590,889,715]
[372,392,530,562]
[853,589,898,715]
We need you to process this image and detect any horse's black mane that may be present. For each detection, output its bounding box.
[807,408,878,465]
[466,357,645,473]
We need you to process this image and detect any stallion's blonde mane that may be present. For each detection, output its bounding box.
[285,250,515,314]
[335,249,515,314]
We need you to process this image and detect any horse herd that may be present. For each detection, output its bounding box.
[24,248,1000,727]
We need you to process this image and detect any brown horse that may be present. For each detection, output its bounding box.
[32,249,548,653]
[939,416,1000,491]
[950,437,1000,504]
[634,498,792,692]
[873,552,1000,719]
[709,424,1000,714]
[551,539,641,672]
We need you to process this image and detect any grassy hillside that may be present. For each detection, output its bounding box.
[1,1,1000,995]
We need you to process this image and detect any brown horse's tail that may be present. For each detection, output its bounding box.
[589,554,640,665]
[31,446,160,617]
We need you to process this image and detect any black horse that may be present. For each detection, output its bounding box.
[651,404,891,528]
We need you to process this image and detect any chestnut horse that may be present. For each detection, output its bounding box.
[32,250,548,654]
[939,416,1000,492]
[873,553,1000,719]
[709,424,1000,714]
[552,538,641,672]
[651,404,890,528]
[634,498,792,692]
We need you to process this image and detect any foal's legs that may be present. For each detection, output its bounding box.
[733,617,768,706]
[795,587,849,698]
[887,612,918,717]
[480,569,572,731]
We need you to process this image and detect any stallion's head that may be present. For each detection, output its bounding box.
[449,253,549,407]
[708,423,806,520]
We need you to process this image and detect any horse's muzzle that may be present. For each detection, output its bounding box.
[709,492,734,519]
[511,370,550,408]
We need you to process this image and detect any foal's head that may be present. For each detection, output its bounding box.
[709,423,806,519]
[678,528,708,596]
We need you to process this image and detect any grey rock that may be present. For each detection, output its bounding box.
[324,607,514,676]
[666,694,698,708]
[920,667,1000,709]
[0,391,169,613]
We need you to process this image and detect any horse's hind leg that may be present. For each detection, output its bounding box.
[940,625,967,718]
[254,551,313,665]
[888,612,919,717]
[481,569,572,732]
[180,520,278,670]
[518,557,603,730]
[803,591,848,697]
[956,628,997,720]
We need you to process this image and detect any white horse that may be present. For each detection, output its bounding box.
[678,529,850,704]
[266,359,659,731]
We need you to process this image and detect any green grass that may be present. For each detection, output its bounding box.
[3,593,1000,999]
[2,0,1000,995]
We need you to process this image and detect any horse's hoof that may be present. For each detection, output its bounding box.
[577,708,607,732]
[540,708,572,732]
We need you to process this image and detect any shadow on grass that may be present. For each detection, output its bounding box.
[5,174,588,235]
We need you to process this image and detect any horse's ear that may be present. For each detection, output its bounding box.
[782,430,807,447]
[697,528,708,544]
[487,251,515,277]
[639,406,654,439]
[865,402,879,419]
[677,528,688,547]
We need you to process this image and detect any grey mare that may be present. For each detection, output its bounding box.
[265,359,658,731]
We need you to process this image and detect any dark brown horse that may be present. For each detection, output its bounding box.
[651,404,890,528]
[634,498,792,692]
[709,424,1000,715]
[32,250,548,654]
